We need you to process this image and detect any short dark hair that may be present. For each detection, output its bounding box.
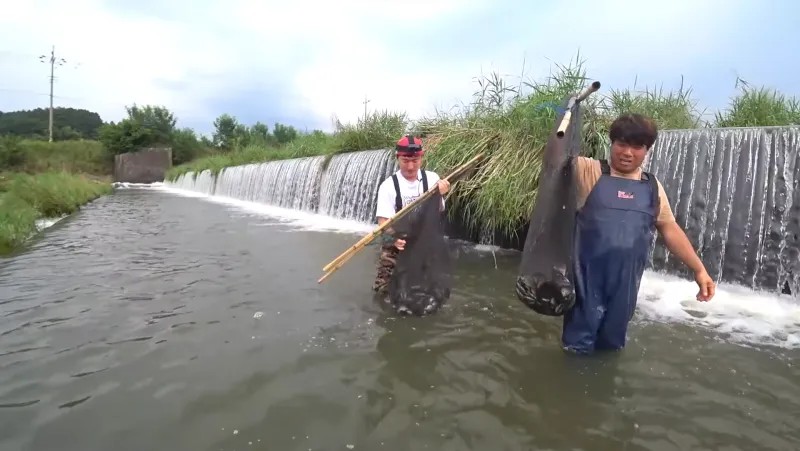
[609,113,658,149]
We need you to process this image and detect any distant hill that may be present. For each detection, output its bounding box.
[0,107,104,140]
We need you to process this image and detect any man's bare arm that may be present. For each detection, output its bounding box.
[657,221,706,274]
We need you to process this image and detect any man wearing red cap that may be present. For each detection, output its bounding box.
[372,134,450,294]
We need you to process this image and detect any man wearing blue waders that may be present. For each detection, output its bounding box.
[562,113,716,354]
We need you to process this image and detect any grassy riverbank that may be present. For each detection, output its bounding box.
[0,172,112,254]
[0,138,113,255]
[0,136,112,176]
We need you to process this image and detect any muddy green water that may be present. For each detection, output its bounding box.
[0,188,798,451]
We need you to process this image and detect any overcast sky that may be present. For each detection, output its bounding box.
[1,0,798,136]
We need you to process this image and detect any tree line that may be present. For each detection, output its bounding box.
[0,108,103,140]
[0,105,306,166]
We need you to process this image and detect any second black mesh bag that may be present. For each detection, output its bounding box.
[514,98,583,316]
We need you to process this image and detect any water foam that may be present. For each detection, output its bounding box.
[636,270,800,349]
[34,216,65,232]
[156,184,374,234]
[112,182,166,189]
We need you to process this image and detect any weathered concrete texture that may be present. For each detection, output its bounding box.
[114,148,172,183]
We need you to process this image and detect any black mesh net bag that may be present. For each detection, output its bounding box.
[514,98,583,316]
[387,190,453,316]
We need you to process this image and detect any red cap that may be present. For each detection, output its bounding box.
[395,134,423,156]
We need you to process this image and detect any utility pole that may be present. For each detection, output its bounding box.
[362,95,370,123]
[39,45,67,142]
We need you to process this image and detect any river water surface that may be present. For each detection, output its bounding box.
[1,186,799,451]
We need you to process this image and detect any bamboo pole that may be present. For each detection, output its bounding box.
[317,151,486,284]
[556,81,601,138]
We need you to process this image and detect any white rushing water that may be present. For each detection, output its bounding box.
[157,182,374,234]
[167,149,396,224]
[645,126,800,296]
[637,271,800,350]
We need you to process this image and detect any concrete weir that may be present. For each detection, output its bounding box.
[114,148,172,184]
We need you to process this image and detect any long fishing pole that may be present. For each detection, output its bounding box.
[318,151,487,284]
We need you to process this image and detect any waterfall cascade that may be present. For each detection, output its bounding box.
[644,126,800,295]
[168,149,397,224]
[166,126,800,296]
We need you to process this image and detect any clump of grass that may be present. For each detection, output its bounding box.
[599,75,705,131]
[0,171,112,254]
[164,135,339,181]
[5,172,112,216]
[165,147,273,181]
[0,136,111,175]
[334,110,408,151]
[417,56,602,238]
[0,194,39,254]
[715,79,800,127]
[284,130,341,157]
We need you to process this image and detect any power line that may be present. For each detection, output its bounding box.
[0,50,41,61]
[0,87,80,101]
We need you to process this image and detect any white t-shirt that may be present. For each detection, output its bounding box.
[375,169,443,219]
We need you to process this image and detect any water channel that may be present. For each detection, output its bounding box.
[1,185,798,451]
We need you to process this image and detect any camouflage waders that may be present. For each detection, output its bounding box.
[372,242,399,295]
